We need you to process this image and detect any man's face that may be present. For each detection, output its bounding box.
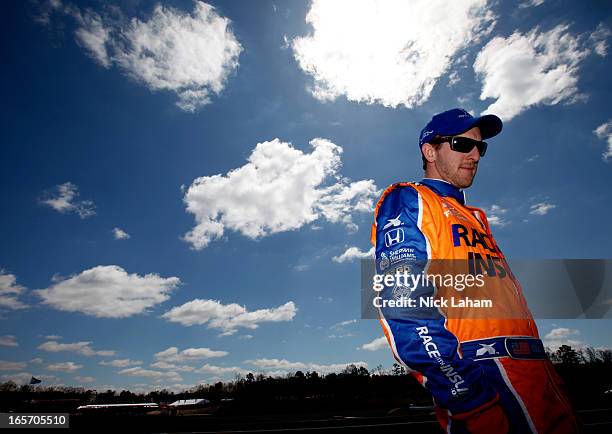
[430,127,482,189]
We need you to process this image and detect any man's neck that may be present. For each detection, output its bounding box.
[420,177,467,205]
[422,177,453,186]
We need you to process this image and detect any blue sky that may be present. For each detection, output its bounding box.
[1,0,611,391]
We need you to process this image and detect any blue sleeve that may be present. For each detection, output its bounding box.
[375,186,498,415]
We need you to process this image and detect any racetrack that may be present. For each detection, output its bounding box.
[67,407,612,433]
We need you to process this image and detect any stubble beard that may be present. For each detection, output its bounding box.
[437,160,478,189]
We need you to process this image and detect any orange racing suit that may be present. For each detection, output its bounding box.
[371,178,579,433]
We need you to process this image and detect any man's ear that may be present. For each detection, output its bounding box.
[422,143,437,163]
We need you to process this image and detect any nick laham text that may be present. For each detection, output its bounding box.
[373,296,493,308]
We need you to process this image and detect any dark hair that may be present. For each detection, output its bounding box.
[421,142,442,170]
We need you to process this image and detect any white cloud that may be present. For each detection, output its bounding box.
[30,358,44,364]
[544,327,580,340]
[54,1,242,111]
[92,384,117,391]
[34,0,64,26]
[162,299,297,336]
[589,24,610,57]
[40,182,96,218]
[73,8,111,67]
[0,270,28,310]
[38,340,115,357]
[447,71,461,88]
[0,335,18,347]
[328,333,353,339]
[150,361,195,372]
[46,361,82,372]
[99,359,142,368]
[282,34,290,50]
[112,227,130,240]
[485,205,509,227]
[543,327,583,351]
[359,336,388,351]
[529,202,556,216]
[518,0,545,8]
[332,246,374,263]
[195,364,245,377]
[36,265,180,318]
[594,120,612,162]
[183,138,377,249]
[44,335,62,340]
[74,376,96,383]
[292,0,494,108]
[1,373,60,385]
[293,264,310,272]
[154,347,228,363]
[474,25,598,121]
[0,361,27,371]
[331,319,357,329]
[244,358,368,375]
[118,367,182,382]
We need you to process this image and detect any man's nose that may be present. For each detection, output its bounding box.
[467,145,480,162]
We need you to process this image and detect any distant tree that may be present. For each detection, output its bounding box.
[598,349,612,364]
[341,364,359,376]
[306,371,319,380]
[119,390,136,402]
[325,372,338,381]
[556,345,580,365]
[0,381,18,392]
[583,347,599,364]
[294,371,305,379]
[246,373,255,382]
[374,364,384,376]
[357,366,370,377]
[392,363,406,376]
[19,385,31,393]
[95,389,117,404]
[148,389,173,403]
[546,346,561,363]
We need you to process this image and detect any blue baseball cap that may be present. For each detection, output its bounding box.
[418,108,503,148]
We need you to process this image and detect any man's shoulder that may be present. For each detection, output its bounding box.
[376,182,420,220]
[379,180,438,205]
[377,180,446,219]
[381,181,418,196]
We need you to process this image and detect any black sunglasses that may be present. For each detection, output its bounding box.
[430,136,487,157]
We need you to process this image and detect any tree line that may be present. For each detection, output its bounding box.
[1,345,611,413]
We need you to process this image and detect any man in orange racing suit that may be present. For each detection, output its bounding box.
[371,108,579,433]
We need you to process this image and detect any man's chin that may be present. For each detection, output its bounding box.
[455,174,475,189]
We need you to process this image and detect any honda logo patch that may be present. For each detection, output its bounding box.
[384,228,405,247]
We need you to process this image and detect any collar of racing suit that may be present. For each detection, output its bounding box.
[420,178,466,206]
